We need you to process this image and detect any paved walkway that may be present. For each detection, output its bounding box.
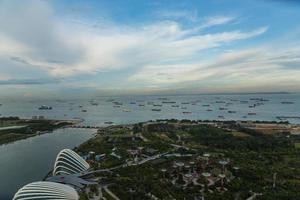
[104,186,120,200]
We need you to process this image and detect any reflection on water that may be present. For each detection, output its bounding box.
[0,128,95,200]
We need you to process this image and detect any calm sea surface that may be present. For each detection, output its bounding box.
[1,93,300,125]
[0,93,300,199]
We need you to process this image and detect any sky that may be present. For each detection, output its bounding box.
[0,0,300,97]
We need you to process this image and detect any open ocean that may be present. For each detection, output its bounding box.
[1,93,300,125]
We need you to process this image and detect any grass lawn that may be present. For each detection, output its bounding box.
[231,131,250,137]
[294,142,300,149]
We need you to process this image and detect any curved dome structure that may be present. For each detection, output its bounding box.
[13,181,79,200]
[53,149,90,176]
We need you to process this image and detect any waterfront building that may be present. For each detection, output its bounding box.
[13,181,79,200]
[53,149,90,176]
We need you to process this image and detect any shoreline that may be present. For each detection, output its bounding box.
[2,117,299,146]
[0,117,81,145]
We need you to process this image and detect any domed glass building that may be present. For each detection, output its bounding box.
[53,149,90,176]
[13,181,79,200]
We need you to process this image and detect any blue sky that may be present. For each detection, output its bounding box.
[0,0,299,97]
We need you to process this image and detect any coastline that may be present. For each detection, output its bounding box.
[0,117,81,145]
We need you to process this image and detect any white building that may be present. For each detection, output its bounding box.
[13,181,79,200]
[53,149,90,176]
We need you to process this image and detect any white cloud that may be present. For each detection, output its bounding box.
[201,16,235,28]
[157,10,198,21]
[0,0,268,78]
[129,46,300,90]
[3,0,294,94]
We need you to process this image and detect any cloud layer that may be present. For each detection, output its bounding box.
[0,0,299,95]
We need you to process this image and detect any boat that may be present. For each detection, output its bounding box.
[182,111,192,114]
[216,101,226,103]
[202,104,210,107]
[250,98,269,101]
[138,104,145,106]
[158,97,169,100]
[113,105,120,108]
[151,109,161,111]
[281,101,294,104]
[276,116,300,120]
[250,98,262,101]
[248,112,256,115]
[104,121,114,124]
[228,110,236,113]
[122,109,131,112]
[38,105,52,110]
[162,101,176,104]
[91,102,99,106]
[153,104,162,107]
[206,109,213,111]
[218,115,225,119]
[81,109,87,112]
[181,102,190,105]
[113,102,123,105]
[171,105,179,107]
[258,102,265,105]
